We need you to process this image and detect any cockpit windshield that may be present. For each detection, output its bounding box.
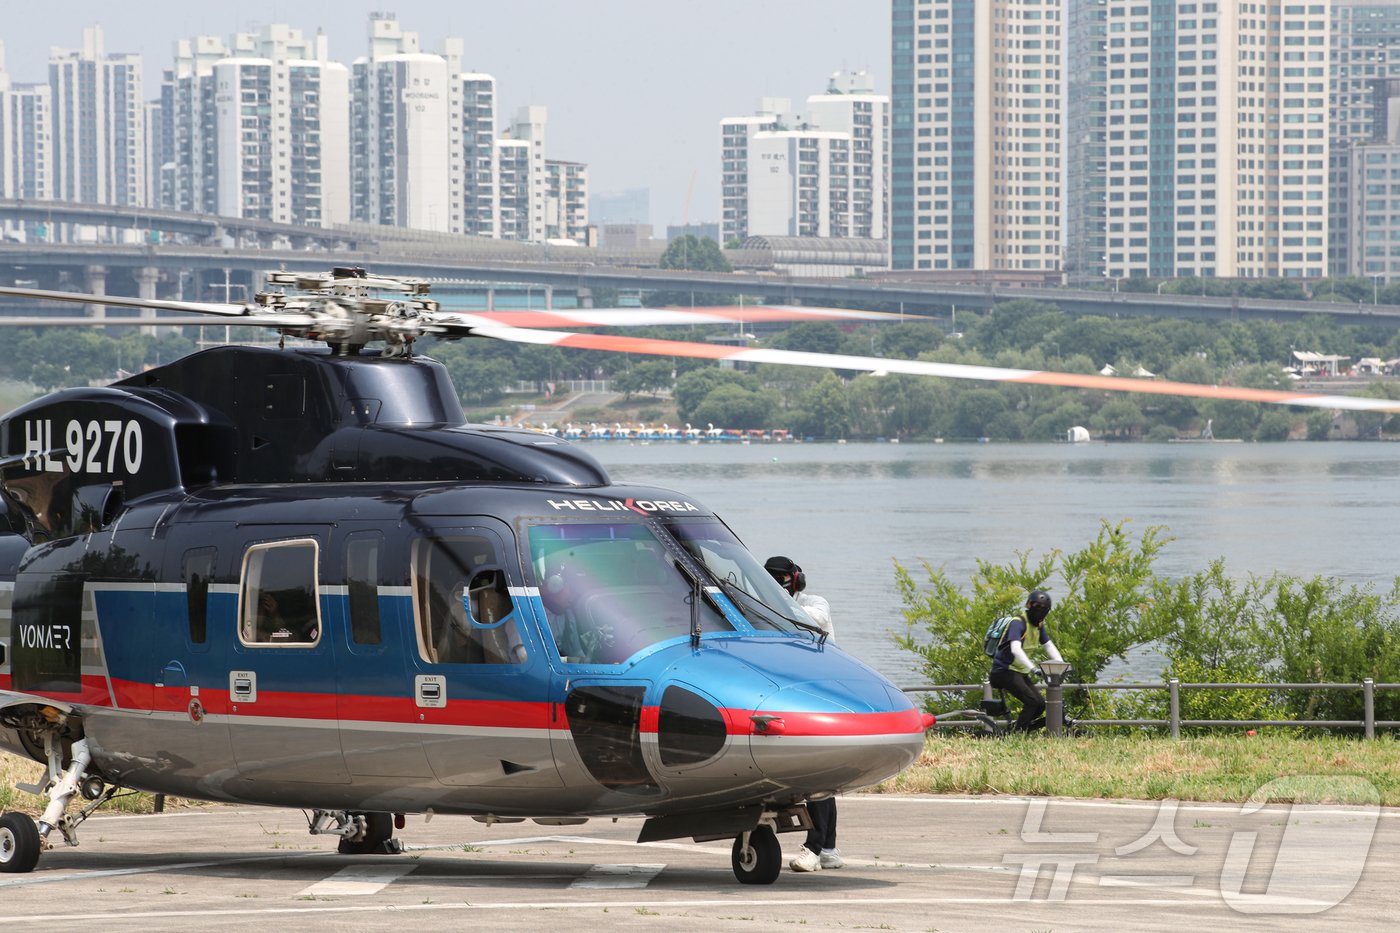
[659,518,816,635]
[528,522,733,665]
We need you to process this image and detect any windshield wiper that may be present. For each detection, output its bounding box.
[664,556,705,649]
[714,577,825,641]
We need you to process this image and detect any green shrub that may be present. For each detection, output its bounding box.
[897,525,1400,730]
[896,520,1171,710]
[1167,657,1290,727]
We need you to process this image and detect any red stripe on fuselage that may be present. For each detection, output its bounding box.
[28,680,916,737]
[336,694,556,730]
[110,680,557,730]
[720,707,926,737]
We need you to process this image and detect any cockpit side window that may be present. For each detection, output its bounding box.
[411,535,526,666]
[662,518,813,633]
[239,539,320,646]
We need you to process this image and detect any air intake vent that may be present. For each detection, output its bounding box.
[657,685,726,767]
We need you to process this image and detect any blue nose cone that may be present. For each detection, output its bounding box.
[641,636,926,797]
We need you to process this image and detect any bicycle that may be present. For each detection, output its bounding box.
[936,663,1087,738]
[935,691,1014,738]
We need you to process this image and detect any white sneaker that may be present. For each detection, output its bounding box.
[790,848,821,872]
[819,849,844,869]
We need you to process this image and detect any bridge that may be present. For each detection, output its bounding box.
[2,200,1399,327]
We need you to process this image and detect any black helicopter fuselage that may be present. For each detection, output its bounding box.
[0,347,924,825]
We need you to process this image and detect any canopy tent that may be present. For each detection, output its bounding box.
[1291,350,1349,376]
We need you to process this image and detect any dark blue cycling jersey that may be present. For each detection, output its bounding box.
[990,614,1051,674]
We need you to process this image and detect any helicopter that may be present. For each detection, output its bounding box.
[0,268,1397,885]
[0,268,940,886]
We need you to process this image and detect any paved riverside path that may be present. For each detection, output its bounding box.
[1,793,1395,931]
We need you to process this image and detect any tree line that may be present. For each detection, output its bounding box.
[7,268,1400,441]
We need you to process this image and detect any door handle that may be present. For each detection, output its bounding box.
[230,670,257,703]
[415,674,446,708]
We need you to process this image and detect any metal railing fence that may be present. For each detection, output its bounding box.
[903,678,1400,739]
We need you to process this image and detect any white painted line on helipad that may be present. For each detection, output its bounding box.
[568,863,665,889]
[0,894,1229,924]
[296,864,417,896]
[848,794,1400,818]
[0,851,324,888]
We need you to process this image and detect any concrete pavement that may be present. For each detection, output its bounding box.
[1,792,1396,931]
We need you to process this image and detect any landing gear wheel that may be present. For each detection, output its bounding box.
[0,812,41,874]
[338,811,393,855]
[731,825,781,885]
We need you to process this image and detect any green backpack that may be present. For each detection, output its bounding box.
[982,615,1016,658]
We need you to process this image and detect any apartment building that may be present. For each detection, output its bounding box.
[1348,78,1400,282]
[495,137,531,241]
[1329,2,1400,276]
[545,159,589,242]
[721,73,888,244]
[162,36,229,214]
[49,26,146,207]
[459,73,499,238]
[804,71,889,240]
[720,105,782,244]
[891,0,1061,272]
[1066,0,1330,282]
[483,105,550,243]
[211,26,348,226]
[0,41,53,205]
[350,14,452,231]
[3,15,585,243]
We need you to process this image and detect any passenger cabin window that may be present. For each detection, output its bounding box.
[412,535,526,666]
[345,534,382,646]
[239,540,320,646]
[183,548,215,644]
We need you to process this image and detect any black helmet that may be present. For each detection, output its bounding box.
[1025,589,1052,625]
[764,555,805,595]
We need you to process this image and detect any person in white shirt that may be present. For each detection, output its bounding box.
[764,555,840,873]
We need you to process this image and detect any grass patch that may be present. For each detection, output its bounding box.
[9,735,1396,820]
[1,752,209,816]
[873,732,1400,805]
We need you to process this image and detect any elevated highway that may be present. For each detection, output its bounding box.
[1,200,1399,326]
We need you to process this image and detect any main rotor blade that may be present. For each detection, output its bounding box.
[0,315,295,327]
[466,324,1400,414]
[0,285,248,316]
[429,304,906,329]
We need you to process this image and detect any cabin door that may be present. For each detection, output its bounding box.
[333,528,433,781]
[403,522,561,788]
[226,526,349,784]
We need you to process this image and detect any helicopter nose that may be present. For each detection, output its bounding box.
[746,683,925,791]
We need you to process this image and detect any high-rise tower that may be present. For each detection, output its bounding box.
[891,0,1061,272]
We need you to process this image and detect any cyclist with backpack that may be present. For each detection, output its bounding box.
[985,590,1065,733]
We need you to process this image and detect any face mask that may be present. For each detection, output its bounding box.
[1027,604,1048,625]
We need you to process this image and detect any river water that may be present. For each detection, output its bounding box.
[589,440,1400,685]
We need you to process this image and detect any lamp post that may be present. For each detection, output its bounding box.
[1374,274,1382,306]
[1157,280,1168,295]
[1040,661,1073,736]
